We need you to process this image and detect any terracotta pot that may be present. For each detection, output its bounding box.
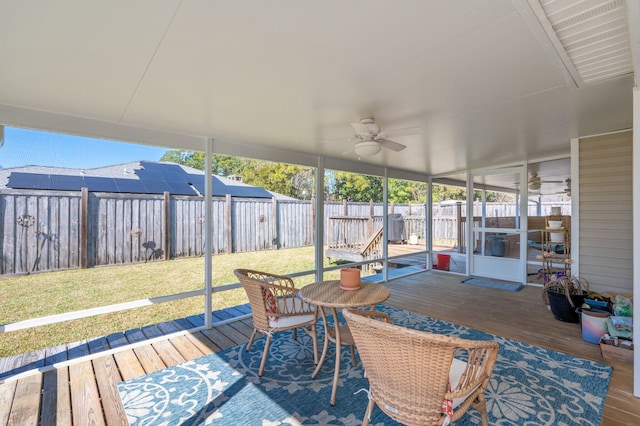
[340,268,361,291]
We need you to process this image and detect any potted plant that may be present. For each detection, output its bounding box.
[542,274,589,323]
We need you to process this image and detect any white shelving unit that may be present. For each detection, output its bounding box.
[537,216,571,278]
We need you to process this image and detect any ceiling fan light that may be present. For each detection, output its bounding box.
[353,140,381,156]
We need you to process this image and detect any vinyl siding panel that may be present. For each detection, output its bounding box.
[578,131,633,294]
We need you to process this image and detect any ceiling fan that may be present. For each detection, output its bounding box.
[526,172,563,190]
[341,118,420,157]
[560,178,571,196]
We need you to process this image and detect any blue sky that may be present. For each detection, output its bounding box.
[0,127,169,169]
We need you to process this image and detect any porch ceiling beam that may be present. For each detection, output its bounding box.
[0,103,202,150]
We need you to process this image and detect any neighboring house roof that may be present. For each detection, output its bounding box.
[0,161,294,199]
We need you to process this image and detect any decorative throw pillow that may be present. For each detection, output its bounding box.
[263,287,278,322]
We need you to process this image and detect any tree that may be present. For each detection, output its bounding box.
[243,161,315,199]
[432,184,467,203]
[160,150,205,170]
[330,172,383,202]
[388,179,427,204]
[160,150,249,176]
[160,150,315,199]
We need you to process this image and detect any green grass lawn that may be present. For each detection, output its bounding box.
[0,246,343,357]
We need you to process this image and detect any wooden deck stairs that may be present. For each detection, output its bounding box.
[325,226,383,269]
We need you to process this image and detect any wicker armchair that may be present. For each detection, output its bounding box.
[343,309,499,426]
[234,269,318,376]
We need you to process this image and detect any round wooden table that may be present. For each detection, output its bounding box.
[298,280,390,405]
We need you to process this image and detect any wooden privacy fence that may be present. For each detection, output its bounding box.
[0,189,569,276]
[0,191,421,276]
[0,190,316,276]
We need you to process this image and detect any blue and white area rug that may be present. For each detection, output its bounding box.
[118,305,612,425]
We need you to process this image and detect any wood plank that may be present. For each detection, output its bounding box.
[69,360,104,426]
[212,309,233,321]
[124,328,147,344]
[0,355,23,380]
[225,319,255,340]
[184,314,205,328]
[92,356,128,425]
[223,305,248,317]
[141,324,164,339]
[151,339,186,367]
[40,371,58,426]
[0,348,46,379]
[66,340,90,360]
[0,380,17,425]
[113,350,145,381]
[172,317,195,330]
[7,373,42,426]
[16,349,46,376]
[229,304,252,315]
[44,344,68,366]
[216,322,252,343]
[88,336,110,354]
[199,327,236,350]
[325,248,364,263]
[79,187,89,269]
[106,332,129,350]
[184,331,223,354]
[156,320,180,335]
[163,191,170,260]
[169,335,206,361]
[132,345,166,374]
[40,367,71,426]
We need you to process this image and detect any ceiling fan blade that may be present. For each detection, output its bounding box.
[384,126,423,137]
[341,146,355,156]
[377,138,406,152]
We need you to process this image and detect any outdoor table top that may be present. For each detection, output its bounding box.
[298,280,390,309]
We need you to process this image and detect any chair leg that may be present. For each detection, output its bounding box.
[293,327,298,341]
[474,393,489,426]
[258,333,273,377]
[247,328,258,352]
[350,345,357,367]
[362,398,375,426]
[311,324,319,364]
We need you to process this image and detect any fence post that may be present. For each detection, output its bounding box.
[457,202,463,253]
[163,191,171,260]
[311,197,316,245]
[369,199,374,236]
[272,196,278,249]
[342,199,347,216]
[225,194,232,253]
[79,187,89,269]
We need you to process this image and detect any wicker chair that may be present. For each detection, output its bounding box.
[234,269,318,376]
[343,309,499,426]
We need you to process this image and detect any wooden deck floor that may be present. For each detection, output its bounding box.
[1,271,637,425]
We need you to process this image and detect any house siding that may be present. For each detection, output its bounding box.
[578,131,633,294]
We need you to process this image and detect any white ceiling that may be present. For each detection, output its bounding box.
[0,0,637,179]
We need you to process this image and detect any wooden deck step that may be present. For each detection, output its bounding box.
[0,303,251,380]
